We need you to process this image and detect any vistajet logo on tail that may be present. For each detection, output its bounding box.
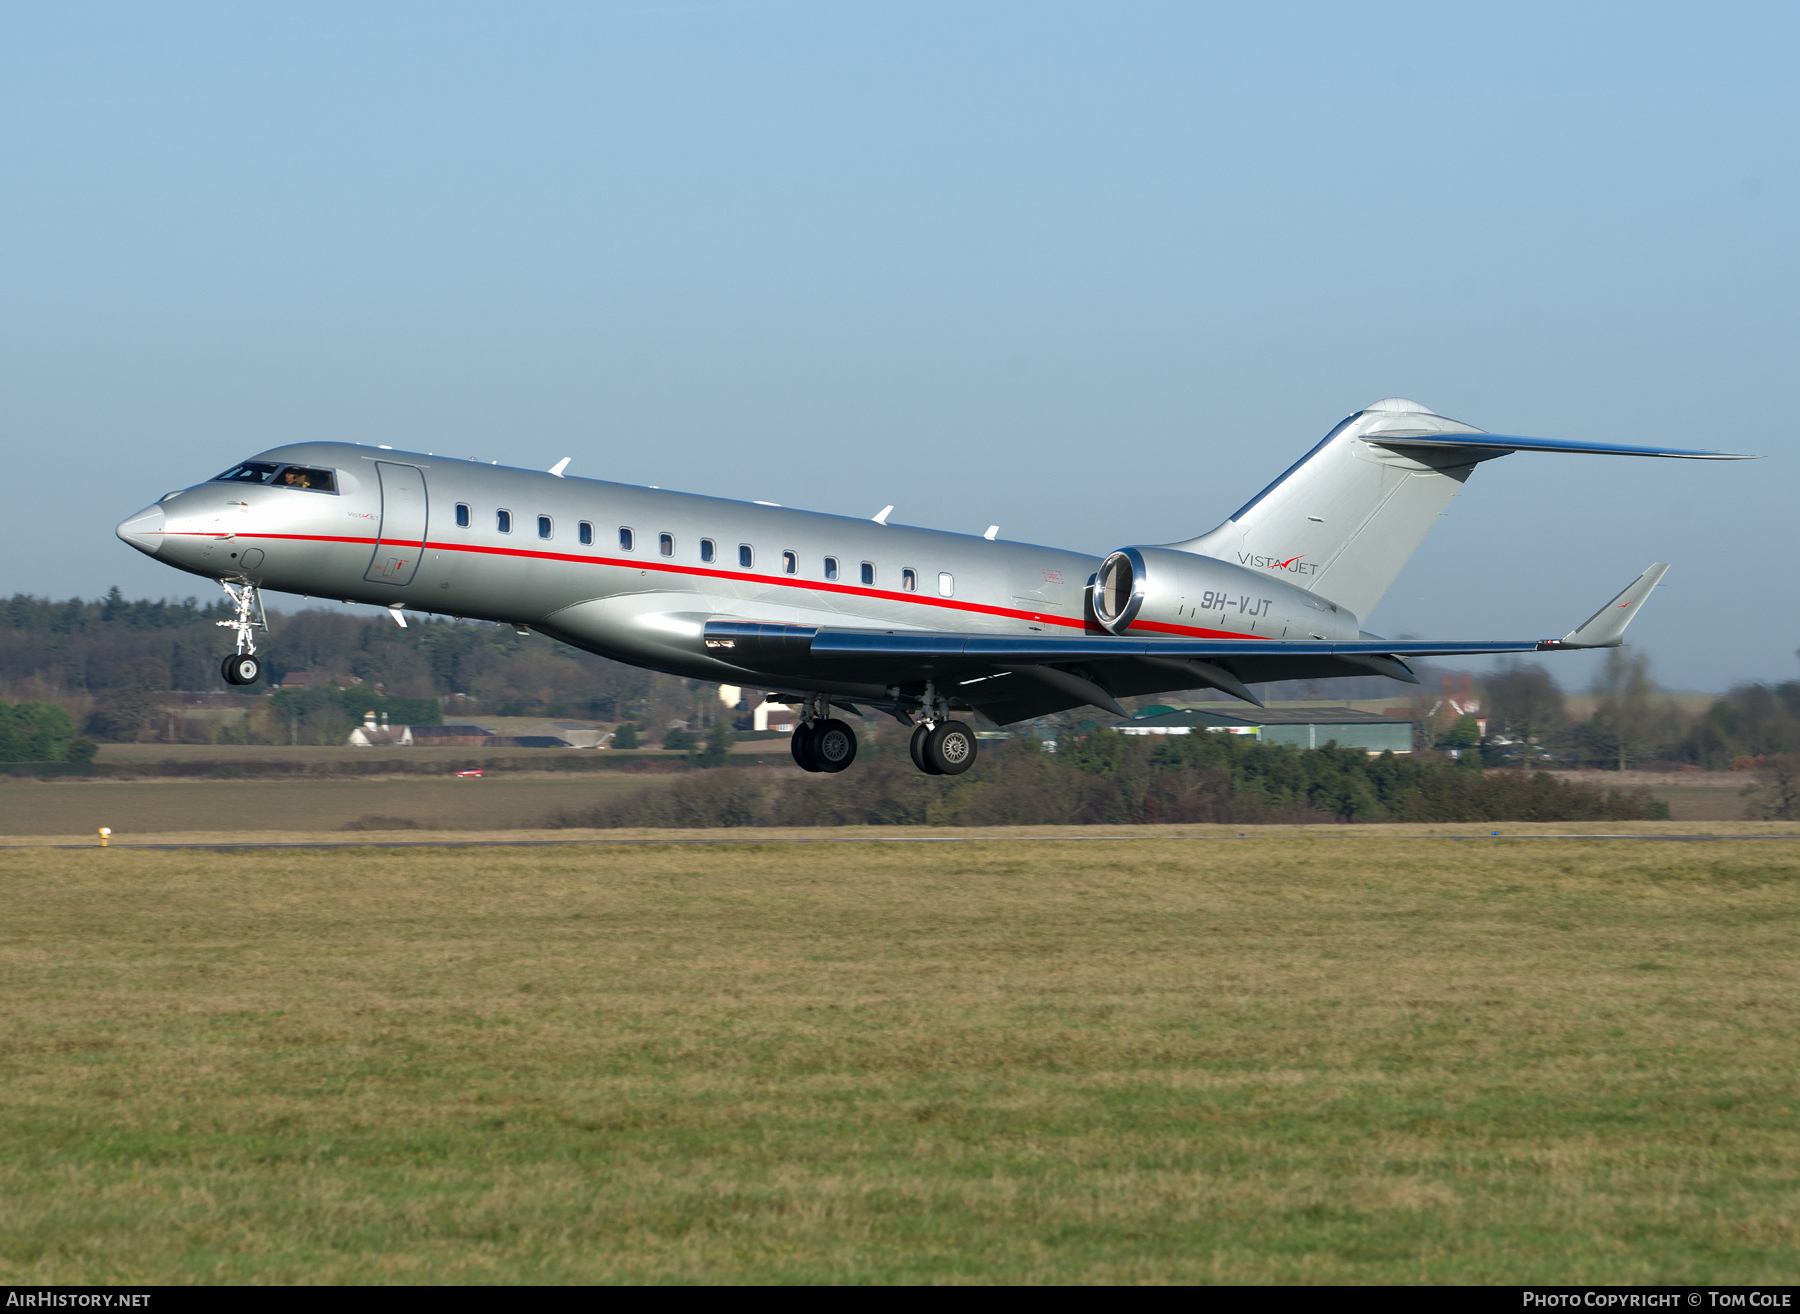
[1239,552,1319,576]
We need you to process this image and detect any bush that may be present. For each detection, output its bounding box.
[692,718,734,768]
[661,726,697,752]
[0,699,86,761]
[611,723,640,749]
[545,730,1663,830]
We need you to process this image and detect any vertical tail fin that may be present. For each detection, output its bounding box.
[1172,399,1746,623]
[1174,399,1498,622]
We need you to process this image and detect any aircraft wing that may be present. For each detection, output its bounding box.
[705,563,1671,725]
[708,621,1566,666]
[705,621,1545,722]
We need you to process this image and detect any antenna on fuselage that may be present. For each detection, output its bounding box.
[983,526,999,540]
[872,505,893,524]
[548,457,571,478]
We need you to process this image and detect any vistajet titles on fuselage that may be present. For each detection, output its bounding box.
[116,398,1750,775]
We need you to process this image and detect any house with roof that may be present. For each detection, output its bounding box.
[1116,706,1414,754]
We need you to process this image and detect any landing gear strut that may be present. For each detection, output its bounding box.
[216,580,268,686]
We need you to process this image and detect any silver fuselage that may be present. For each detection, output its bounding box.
[118,442,1358,700]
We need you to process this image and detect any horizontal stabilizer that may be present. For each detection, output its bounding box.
[1369,433,1753,460]
[1174,399,1752,625]
[1550,563,1669,649]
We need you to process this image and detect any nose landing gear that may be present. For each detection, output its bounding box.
[215,580,268,686]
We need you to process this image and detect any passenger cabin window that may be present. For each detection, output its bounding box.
[700,539,715,563]
[538,515,552,540]
[861,562,875,587]
[497,509,513,534]
[659,533,674,557]
[938,572,954,597]
[578,521,592,546]
[782,551,797,574]
[901,568,917,592]
[738,544,753,569]
[211,462,336,493]
[455,503,470,528]
[823,556,838,581]
[619,526,634,551]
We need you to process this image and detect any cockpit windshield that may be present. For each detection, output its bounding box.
[274,465,336,492]
[210,462,337,493]
[214,462,281,484]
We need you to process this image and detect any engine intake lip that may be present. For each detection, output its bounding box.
[1093,548,1147,634]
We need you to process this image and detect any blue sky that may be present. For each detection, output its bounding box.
[2,2,1793,690]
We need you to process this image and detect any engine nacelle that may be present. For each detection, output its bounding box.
[1092,546,1360,640]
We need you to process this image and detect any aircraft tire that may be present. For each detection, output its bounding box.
[927,720,977,775]
[909,724,943,775]
[790,723,823,772]
[221,654,261,686]
[811,719,857,773]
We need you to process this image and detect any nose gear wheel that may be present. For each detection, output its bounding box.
[221,653,263,686]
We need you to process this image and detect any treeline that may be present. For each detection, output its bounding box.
[0,588,665,736]
[5,592,1798,767]
[547,728,1664,829]
[1477,652,1800,769]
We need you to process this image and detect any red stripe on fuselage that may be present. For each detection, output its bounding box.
[165,530,1272,642]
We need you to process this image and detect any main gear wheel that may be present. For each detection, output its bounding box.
[221,653,262,686]
[925,720,977,775]
[808,719,857,773]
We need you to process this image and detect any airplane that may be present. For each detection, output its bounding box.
[116,397,1749,775]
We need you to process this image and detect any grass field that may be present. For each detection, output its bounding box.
[1,832,1795,1283]
[0,773,679,836]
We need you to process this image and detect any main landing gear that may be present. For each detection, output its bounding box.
[782,684,979,777]
[216,580,268,686]
[790,693,859,773]
[908,719,977,775]
[905,681,977,775]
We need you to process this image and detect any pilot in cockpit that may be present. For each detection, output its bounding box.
[279,467,314,489]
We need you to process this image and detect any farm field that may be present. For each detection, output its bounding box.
[1,833,1795,1283]
[93,742,770,766]
[0,758,1756,836]
[0,772,680,836]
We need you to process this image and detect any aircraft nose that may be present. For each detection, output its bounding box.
[116,504,165,557]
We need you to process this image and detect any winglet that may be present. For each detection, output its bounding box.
[1551,563,1669,649]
